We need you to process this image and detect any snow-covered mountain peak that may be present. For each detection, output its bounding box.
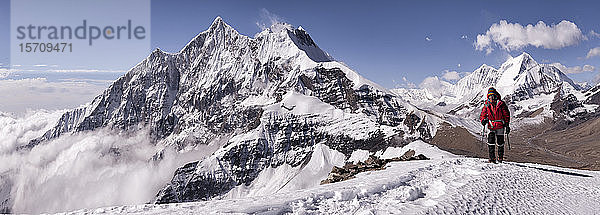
[481,52,578,99]
[267,22,294,33]
[211,16,224,25]
[477,64,492,70]
[497,52,538,85]
[174,16,245,57]
[488,52,581,99]
[473,64,499,76]
[205,16,237,36]
[452,63,501,100]
[251,20,333,64]
[498,52,538,78]
[207,16,239,34]
[516,52,536,63]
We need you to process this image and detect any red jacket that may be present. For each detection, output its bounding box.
[480,99,510,130]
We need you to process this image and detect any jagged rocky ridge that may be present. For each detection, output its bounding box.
[320,150,429,185]
[25,17,438,203]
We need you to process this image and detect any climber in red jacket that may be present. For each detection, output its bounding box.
[479,87,511,163]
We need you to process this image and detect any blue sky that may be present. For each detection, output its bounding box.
[149,0,600,87]
[1,0,600,112]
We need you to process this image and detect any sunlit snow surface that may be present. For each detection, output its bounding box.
[64,141,600,215]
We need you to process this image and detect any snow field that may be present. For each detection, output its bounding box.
[64,156,600,214]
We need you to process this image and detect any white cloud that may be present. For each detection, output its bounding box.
[47,69,126,74]
[475,20,585,53]
[425,36,432,41]
[419,76,452,97]
[583,65,595,72]
[441,70,461,81]
[589,30,600,38]
[57,78,114,85]
[256,8,285,31]
[396,76,416,88]
[0,110,64,153]
[0,113,208,213]
[0,78,108,113]
[551,63,596,74]
[2,68,124,74]
[419,76,443,89]
[587,47,600,59]
[457,63,461,68]
[461,35,468,39]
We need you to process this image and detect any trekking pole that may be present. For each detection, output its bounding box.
[507,132,511,150]
[481,125,485,151]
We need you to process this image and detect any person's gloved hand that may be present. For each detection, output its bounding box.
[481,119,487,126]
[505,126,511,134]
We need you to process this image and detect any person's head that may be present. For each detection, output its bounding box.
[487,87,500,102]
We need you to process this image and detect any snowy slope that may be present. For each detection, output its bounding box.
[64,141,600,215]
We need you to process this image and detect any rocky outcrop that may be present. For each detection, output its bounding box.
[320,150,429,184]
[551,93,582,115]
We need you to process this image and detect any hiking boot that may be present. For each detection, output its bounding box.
[488,159,496,163]
[497,158,503,163]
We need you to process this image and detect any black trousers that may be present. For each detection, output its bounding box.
[487,131,505,160]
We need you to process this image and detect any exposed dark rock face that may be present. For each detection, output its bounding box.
[298,68,359,111]
[585,86,600,106]
[0,173,12,214]
[551,93,582,115]
[296,67,410,127]
[549,91,595,131]
[154,162,202,203]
